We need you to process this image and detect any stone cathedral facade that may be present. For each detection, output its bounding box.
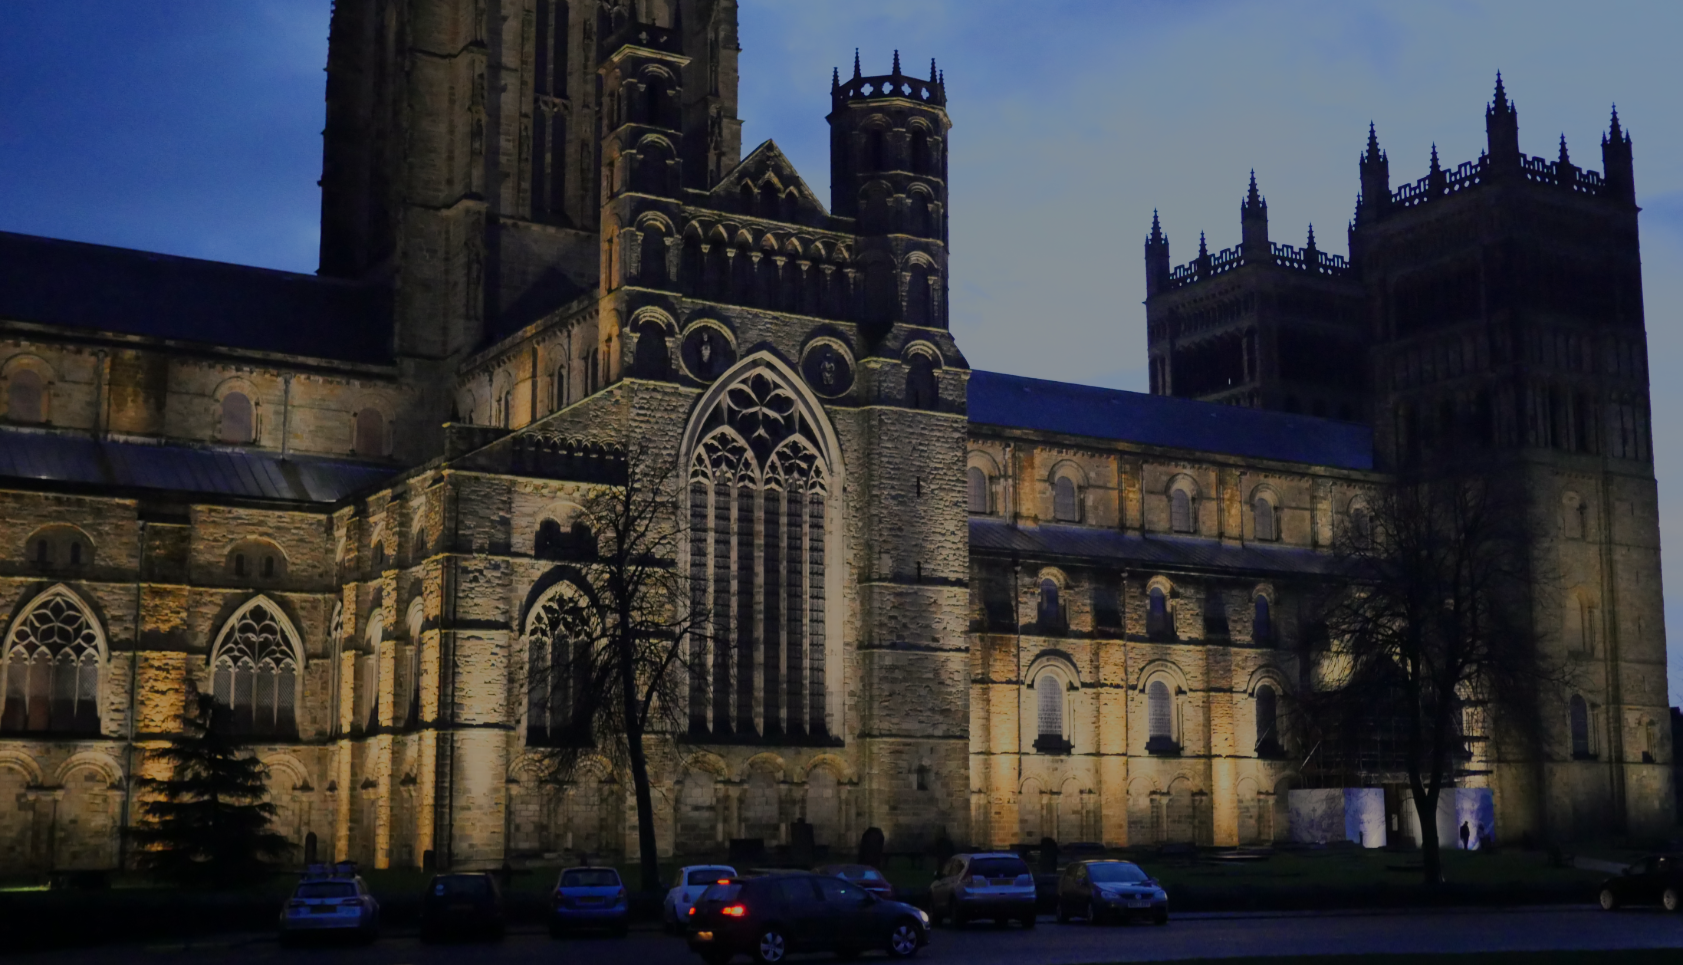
[0,1,1669,873]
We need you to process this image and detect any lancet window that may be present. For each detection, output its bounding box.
[685,363,835,742]
[525,579,596,747]
[210,598,301,737]
[1,586,104,734]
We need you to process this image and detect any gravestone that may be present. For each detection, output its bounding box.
[790,820,816,868]
[858,827,885,869]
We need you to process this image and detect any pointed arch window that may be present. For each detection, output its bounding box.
[1146,679,1177,754]
[1148,586,1173,641]
[1255,684,1281,756]
[1037,579,1062,631]
[219,391,254,444]
[1253,496,1276,541]
[684,360,837,743]
[6,369,44,423]
[1,586,104,734]
[1253,595,1273,645]
[1053,476,1079,522]
[404,597,425,728]
[1170,489,1194,533]
[1033,672,1070,754]
[526,580,596,746]
[209,599,300,738]
[967,466,990,515]
[1569,694,1592,759]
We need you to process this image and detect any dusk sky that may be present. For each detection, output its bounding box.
[3,1,1681,700]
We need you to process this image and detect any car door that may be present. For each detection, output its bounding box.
[931,857,962,907]
[814,875,873,949]
[1064,863,1088,914]
[776,877,827,951]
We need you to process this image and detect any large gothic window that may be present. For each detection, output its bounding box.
[1,586,104,734]
[684,359,837,742]
[210,598,301,738]
[525,579,596,747]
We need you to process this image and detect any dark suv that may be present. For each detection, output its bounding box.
[1599,853,1683,911]
[687,872,929,964]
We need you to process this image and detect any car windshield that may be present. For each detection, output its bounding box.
[688,869,731,886]
[701,883,741,903]
[296,881,356,899]
[968,858,1031,878]
[834,867,884,882]
[1086,863,1150,884]
[433,875,493,897]
[561,869,620,888]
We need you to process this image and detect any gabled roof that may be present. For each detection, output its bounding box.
[714,140,829,215]
[0,426,397,504]
[0,231,392,365]
[967,370,1374,471]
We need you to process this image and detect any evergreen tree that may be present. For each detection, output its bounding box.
[129,693,293,886]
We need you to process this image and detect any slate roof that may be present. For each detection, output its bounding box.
[967,370,1374,471]
[0,427,398,504]
[970,519,1343,578]
[0,231,391,365]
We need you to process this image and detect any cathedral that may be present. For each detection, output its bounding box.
[0,0,1669,874]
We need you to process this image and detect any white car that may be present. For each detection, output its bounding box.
[930,852,1038,929]
[663,863,736,931]
[278,863,380,944]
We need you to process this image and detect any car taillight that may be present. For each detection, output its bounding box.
[616,887,626,899]
[717,879,731,885]
[688,906,697,916]
[721,904,747,917]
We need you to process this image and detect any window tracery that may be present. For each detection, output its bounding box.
[526,579,595,746]
[1,587,103,734]
[685,362,835,742]
[210,599,300,737]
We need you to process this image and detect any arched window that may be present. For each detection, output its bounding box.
[1038,579,1061,630]
[6,369,44,423]
[219,391,253,444]
[905,354,938,410]
[1563,592,1595,654]
[1146,679,1176,753]
[967,466,990,515]
[1,586,103,734]
[1170,489,1194,533]
[1148,586,1173,641]
[1255,684,1279,755]
[910,128,929,174]
[1569,694,1591,758]
[404,597,424,727]
[1034,673,1069,753]
[527,580,596,746]
[356,615,381,734]
[1253,496,1276,541]
[209,599,300,737]
[866,127,887,172]
[1254,595,1273,644]
[905,262,932,324]
[685,359,837,740]
[1562,492,1585,540]
[640,225,669,286]
[1053,476,1079,522]
[354,408,386,458]
[633,321,670,379]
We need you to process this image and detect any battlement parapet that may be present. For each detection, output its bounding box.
[1165,241,1350,292]
[832,53,946,109]
[1387,153,1608,211]
[511,435,629,484]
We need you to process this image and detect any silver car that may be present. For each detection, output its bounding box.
[930,852,1038,929]
[278,864,380,943]
[663,863,736,931]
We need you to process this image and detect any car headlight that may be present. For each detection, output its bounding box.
[915,909,930,925]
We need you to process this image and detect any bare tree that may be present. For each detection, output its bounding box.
[1302,472,1559,885]
[524,443,707,895]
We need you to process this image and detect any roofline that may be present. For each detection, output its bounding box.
[966,420,1386,481]
[0,317,401,378]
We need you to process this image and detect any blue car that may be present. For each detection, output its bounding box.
[550,866,629,937]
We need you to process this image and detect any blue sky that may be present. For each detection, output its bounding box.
[4,0,1683,700]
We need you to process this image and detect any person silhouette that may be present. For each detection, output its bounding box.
[1459,821,1471,850]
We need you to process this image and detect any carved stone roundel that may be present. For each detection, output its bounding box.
[800,343,854,397]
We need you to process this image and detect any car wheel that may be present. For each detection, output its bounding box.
[1665,888,1681,913]
[1599,888,1619,911]
[752,927,789,964]
[886,919,922,959]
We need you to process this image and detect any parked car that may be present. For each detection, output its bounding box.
[666,864,738,932]
[1599,853,1683,911]
[420,872,505,942]
[1054,859,1169,925]
[687,871,929,964]
[929,852,1037,929]
[278,863,380,944]
[814,864,894,900]
[550,866,629,936]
